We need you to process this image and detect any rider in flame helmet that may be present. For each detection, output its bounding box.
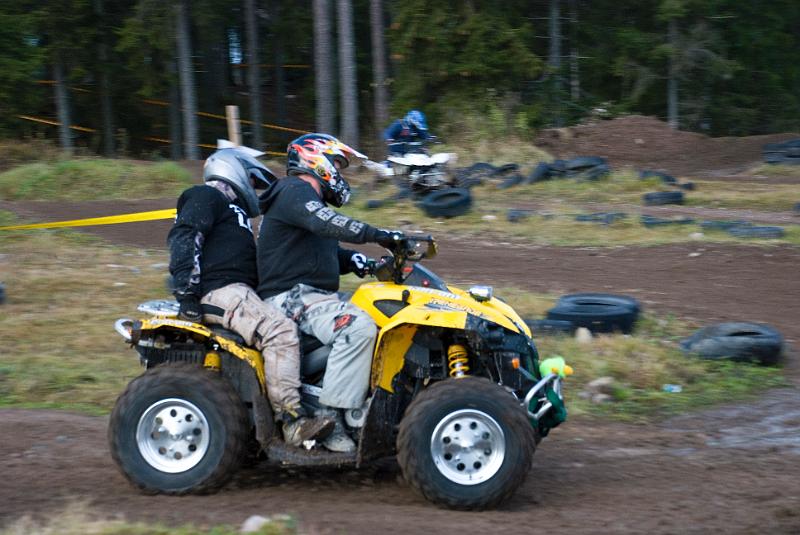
[286,133,367,207]
[256,133,404,453]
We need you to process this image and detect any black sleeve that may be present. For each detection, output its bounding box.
[279,181,380,244]
[167,186,224,296]
[337,246,360,275]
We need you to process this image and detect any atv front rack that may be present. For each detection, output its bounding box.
[522,373,562,421]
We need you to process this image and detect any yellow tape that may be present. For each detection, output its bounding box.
[0,209,176,231]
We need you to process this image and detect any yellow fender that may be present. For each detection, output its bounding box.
[351,282,531,392]
[139,318,266,391]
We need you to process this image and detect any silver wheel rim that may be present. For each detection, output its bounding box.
[430,409,506,485]
[136,398,211,473]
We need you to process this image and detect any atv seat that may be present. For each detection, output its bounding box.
[300,332,330,377]
[208,325,247,345]
[207,326,329,376]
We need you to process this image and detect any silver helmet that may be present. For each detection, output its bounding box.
[203,148,277,217]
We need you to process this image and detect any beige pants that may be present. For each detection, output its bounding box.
[201,283,301,414]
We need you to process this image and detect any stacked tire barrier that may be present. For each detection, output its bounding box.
[762,139,800,165]
[526,293,641,335]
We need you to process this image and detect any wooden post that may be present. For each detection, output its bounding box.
[226,105,241,146]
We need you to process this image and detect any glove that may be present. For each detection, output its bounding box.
[176,293,202,322]
[349,253,372,278]
[374,229,405,249]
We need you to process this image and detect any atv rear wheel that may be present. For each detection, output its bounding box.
[108,363,249,494]
[397,377,535,510]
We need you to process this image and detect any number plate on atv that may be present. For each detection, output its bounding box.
[137,299,180,317]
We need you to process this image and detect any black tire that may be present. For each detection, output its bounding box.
[556,293,642,314]
[678,181,696,191]
[419,188,472,218]
[494,163,519,175]
[643,191,684,206]
[641,215,694,227]
[496,173,524,190]
[525,162,552,184]
[793,202,800,214]
[524,318,575,335]
[397,377,535,510]
[728,226,785,239]
[639,170,677,184]
[108,363,249,495]
[700,220,751,231]
[583,164,611,181]
[679,322,784,366]
[546,300,638,334]
[564,156,607,171]
[506,209,533,223]
[365,199,386,209]
[0,282,5,305]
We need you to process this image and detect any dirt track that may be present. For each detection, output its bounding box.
[2,196,800,533]
[2,389,799,534]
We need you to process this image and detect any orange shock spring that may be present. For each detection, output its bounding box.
[447,344,470,378]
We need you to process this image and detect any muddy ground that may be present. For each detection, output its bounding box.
[1,199,798,533]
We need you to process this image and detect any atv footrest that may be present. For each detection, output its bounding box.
[265,441,357,467]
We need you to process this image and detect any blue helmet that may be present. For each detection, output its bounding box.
[404,110,428,132]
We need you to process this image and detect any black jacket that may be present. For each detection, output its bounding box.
[256,176,379,298]
[168,185,258,297]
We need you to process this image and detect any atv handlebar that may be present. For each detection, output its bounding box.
[371,236,437,284]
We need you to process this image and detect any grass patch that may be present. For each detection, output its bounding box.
[0,502,295,535]
[0,220,170,411]
[687,180,800,211]
[0,159,192,200]
[751,163,800,177]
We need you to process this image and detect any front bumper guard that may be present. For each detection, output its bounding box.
[522,373,563,421]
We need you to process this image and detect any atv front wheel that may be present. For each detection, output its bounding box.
[397,376,535,510]
[108,363,249,494]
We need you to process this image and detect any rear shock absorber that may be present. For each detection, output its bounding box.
[447,344,470,378]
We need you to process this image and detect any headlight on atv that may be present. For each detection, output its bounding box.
[468,285,493,302]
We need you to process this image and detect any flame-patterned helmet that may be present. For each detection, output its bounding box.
[286,133,367,207]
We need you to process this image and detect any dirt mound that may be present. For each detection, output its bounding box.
[534,115,800,176]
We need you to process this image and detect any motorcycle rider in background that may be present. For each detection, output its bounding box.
[168,147,334,448]
[256,133,404,453]
[383,109,433,156]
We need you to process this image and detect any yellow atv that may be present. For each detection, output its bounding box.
[109,237,572,510]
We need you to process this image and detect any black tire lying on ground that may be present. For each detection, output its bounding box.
[582,164,611,180]
[496,173,524,190]
[700,220,751,231]
[0,282,5,305]
[564,156,607,171]
[556,293,642,315]
[639,170,677,184]
[526,162,553,183]
[643,191,684,206]
[419,187,472,218]
[640,215,695,227]
[728,226,785,239]
[679,322,784,366]
[365,199,386,209]
[524,319,575,335]
[546,298,638,334]
[494,163,519,175]
[507,209,533,223]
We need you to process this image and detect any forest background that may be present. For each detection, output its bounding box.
[1,0,798,160]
